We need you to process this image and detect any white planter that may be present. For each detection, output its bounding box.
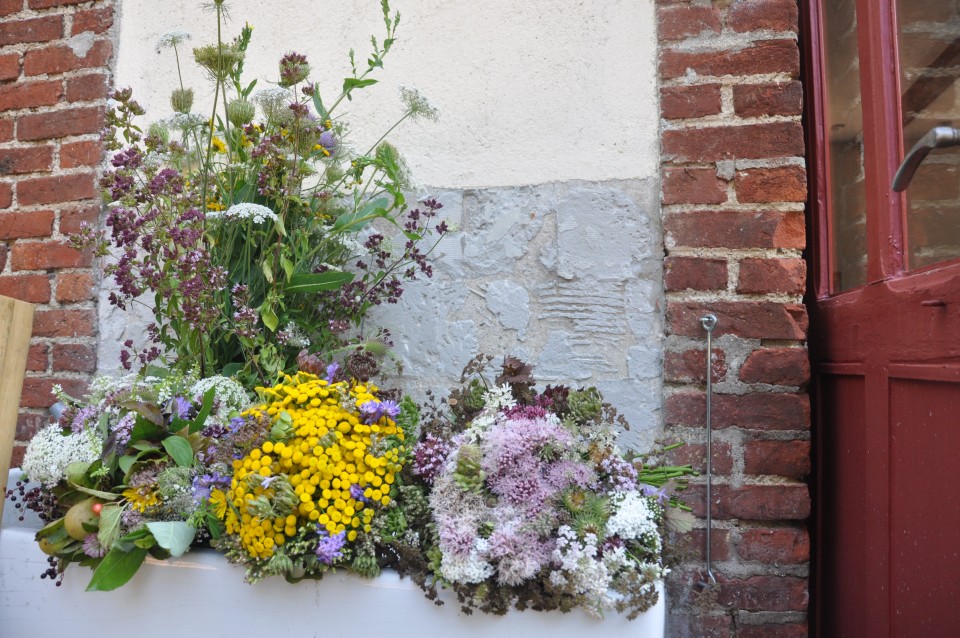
[1,471,664,637]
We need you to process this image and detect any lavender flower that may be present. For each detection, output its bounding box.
[324,362,339,383]
[82,534,106,558]
[358,399,401,424]
[315,529,346,565]
[412,434,451,484]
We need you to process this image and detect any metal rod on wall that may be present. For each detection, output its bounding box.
[700,313,718,587]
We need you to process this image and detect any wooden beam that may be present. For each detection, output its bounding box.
[0,295,35,526]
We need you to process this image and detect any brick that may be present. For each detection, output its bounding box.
[65,72,108,102]
[0,53,19,81]
[28,0,87,9]
[16,412,48,440]
[745,440,811,477]
[668,300,808,340]
[665,255,727,291]
[665,348,727,384]
[11,240,90,270]
[737,257,806,295]
[0,119,12,142]
[26,343,48,372]
[739,527,809,565]
[52,342,97,373]
[0,79,62,111]
[0,15,62,47]
[0,146,54,175]
[1,209,58,240]
[9,444,26,470]
[16,172,96,205]
[667,440,733,474]
[666,210,806,249]
[728,0,800,34]
[0,243,6,270]
[686,483,810,520]
[738,623,808,638]
[733,81,803,117]
[663,122,805,162]
[23,39,112,76]
[658,4,722,40]
[665,609,733,638]
[673,528,732,562]
[17,106,104,141]
[0,273,50,303]
[20,376,89,409]
[736,166,807,203]
[0,0,23,19]
[663,166,726,204]
[60,140,102,168]
[32,308,96,337]
[739,347,810,386]
[72,7,114,35]
[59,204,99,233]
[55,271,95,302]
[666,391,810,430]
[0,182,12,208]
[660,39,799,80]
[716,575,807,612]
[661,84,722,119]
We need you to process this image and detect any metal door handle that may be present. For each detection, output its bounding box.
[892,126,960,192]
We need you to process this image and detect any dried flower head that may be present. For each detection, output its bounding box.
[156,30,192,52]
[193,43,245,81]
[400,86,439,122]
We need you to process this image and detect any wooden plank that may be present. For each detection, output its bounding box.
[0,294,35,526]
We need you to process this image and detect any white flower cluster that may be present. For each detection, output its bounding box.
[278,321,310,348]
[208,203,279,225]
[549,525,612,618]
[439,537,494,584]
[482,384,516,411]
[191,375,250,415]
[399,86,440,122]
[606,490,660,547]
[165,112,205,131]
[21,424,101,487]
[254,87,293,123]
[155,30,192,52]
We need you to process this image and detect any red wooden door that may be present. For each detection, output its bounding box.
[807,1,960,636]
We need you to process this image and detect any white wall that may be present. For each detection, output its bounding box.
[106,0,665,448]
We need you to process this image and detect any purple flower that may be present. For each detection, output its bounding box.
[192,471,230,504]
[349,483,371,503]
[111,412,136,449]
[167,396,195,422]
[82,534,106,558]
[358,399,401,424]
[318,130,337,154]
[641,484,669,504]
[412,434,451,484]
[324,362,339,384]
[315,529,347,564]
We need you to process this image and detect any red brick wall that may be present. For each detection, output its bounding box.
[658,0,810,635]
[0,0,114,467]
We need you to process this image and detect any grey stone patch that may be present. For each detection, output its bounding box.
[594,378,662,451]
[628,346,661,380]
[555,184,654,281]
[68,33,96,58]
[461,187,548,276]
[536,330,597,382]
[484,280,530,339]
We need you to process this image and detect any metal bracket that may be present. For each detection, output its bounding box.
[699,314,718,588]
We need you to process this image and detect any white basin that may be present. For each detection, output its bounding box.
[1,471,664,637]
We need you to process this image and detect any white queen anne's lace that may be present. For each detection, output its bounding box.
[21,424,101,487]
[208,203,279,225]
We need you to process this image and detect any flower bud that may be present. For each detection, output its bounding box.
[227,98,255,127]
[170,88,194,114]
[279,52,310,87]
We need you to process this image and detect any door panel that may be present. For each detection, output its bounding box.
[808,1,960,636]
[889,372,960,638]
[816,371,866,637]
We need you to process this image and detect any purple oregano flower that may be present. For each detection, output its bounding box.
[315,529,347,565]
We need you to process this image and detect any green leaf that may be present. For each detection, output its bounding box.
[342,77,378,93]
[129,416,164,442]
[86,546,148,591]
[121,401,164,426]
[261,305,279,332]
[262,259,274,283]
[280,256,295,280]
[118,455,137,474]
[284,271,355,294]
[311,84,328,120]
[243,79,258,98]
[145,521,195,557]
[188,387,216,435]
[162,435,194,467]
[68,482,120,501]
[222,362,244,377]
[97,503,123,550]
[333,197,390,232]
[131,440,160,452]
[403,230,422,241]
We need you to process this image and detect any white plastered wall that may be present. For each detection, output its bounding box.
[106,0,664,447]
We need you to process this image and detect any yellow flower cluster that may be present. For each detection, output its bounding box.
[215,372,405,559]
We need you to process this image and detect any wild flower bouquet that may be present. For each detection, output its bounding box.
[74,0,445,384]
[9,372,252,590]
[210,371,412,582]
[376,357,695,619]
